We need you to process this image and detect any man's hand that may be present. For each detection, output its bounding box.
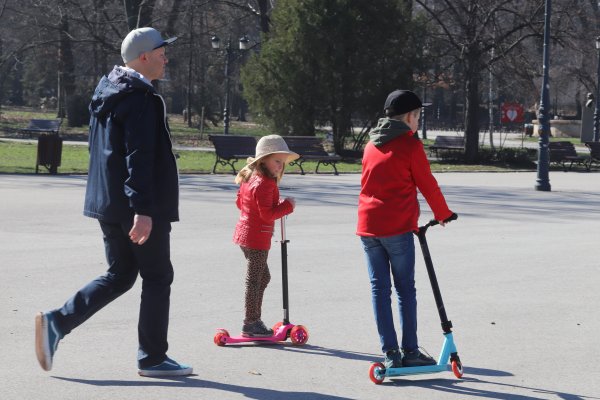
[129,214,152,245]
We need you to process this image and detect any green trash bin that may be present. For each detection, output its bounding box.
[36,134,63,174]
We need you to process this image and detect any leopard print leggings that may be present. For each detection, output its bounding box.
[240,246,271,324]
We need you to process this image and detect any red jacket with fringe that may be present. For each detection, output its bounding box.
[234,174,293,250]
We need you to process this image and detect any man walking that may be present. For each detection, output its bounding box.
[35,27,192,377]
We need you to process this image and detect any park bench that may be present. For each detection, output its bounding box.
[429,135,464,158]
[21,119,62,138]
[548,141,589,172]
[283,136,341,175]
[585,141,600,170]
[208,134,257,174]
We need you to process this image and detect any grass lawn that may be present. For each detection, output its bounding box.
[0,140,535,175]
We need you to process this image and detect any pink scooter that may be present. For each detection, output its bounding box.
[214,218,309,346]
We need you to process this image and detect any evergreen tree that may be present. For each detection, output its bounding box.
[242,0,422,153]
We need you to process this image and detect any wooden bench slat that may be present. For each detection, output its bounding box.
[548,141,589,171]
[283,136,340,175]
[429,135,464,158]
[208,134,257,174]
[21,119,62,138]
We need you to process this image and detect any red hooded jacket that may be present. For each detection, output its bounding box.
[233,174,293,250]
[357,131,452,237]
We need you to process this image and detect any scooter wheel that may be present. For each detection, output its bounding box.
[369,362,385,384]
[290,325,309,345]
[214,330,230,346]
[451,360,464,378]
[272,321,283,333]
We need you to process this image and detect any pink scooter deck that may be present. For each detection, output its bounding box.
[214,323,309,346]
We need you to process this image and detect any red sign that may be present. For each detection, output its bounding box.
[501,102,524,123]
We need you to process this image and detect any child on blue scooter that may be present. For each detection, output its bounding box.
[357,90,455,369]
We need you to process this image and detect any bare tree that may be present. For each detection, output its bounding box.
[415,0,543,162]
[123,0,156,30]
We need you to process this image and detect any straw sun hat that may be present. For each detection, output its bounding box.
[246,135,299,167]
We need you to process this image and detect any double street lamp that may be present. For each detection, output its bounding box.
[211,35,250,135]
[593,36,600,142]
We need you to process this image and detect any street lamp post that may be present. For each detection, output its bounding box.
[535,0,551,192]
[211,35,249,135]
[594,36,600,142]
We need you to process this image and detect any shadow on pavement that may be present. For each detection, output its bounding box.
[54,373,600,400]
[250,343,380,363]
[53,376,353,400]
[386,376,600,400]
[197,342,378,363]
[461,366,513,377]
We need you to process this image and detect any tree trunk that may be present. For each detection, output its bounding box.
[165,0,184,36]
[463,57,480,163]
[57,15,75,119]
[197,11,207,128]
[331,82,351,153]
[186,0,194,127]
[123,0,138,30]
[0,37,3,116]
[290,105,315,136]
[93,0,108,77]
[256,0,271,33]
[236,94,247,122]
[332,111,351,154]
[123,0,155,30]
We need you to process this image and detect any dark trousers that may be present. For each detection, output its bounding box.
[53,220,174,368]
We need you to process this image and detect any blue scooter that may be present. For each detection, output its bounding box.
[369,214,463,384]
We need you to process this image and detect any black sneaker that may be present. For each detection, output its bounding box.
[242,320,274,337]
[402,348,436,367]
[383,349,403,369]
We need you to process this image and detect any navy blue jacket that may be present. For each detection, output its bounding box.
[83,66,179,223]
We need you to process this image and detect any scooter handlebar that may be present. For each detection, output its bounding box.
[280,216,287,242]
[422,213,458,230]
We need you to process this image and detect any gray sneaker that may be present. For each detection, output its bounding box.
[242,320,273,337]
[138,357,193,377]
[35,311,63,371]
[402,348,436,367]
[383,349,403,369]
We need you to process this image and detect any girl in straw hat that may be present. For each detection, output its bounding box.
[233,135,299,337]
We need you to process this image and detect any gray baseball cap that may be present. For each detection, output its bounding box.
[121,27,177,64]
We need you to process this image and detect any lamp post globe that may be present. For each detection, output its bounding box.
[211,36,221,49]
[239,35,250,50]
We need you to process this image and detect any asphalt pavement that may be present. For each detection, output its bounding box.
[1,171,599,400]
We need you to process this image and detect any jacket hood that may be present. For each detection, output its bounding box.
[89,66,155,117]
[368,117,413,147]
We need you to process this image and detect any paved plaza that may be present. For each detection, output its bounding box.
[1,171,599,399]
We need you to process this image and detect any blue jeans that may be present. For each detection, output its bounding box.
[361,232,418,353]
